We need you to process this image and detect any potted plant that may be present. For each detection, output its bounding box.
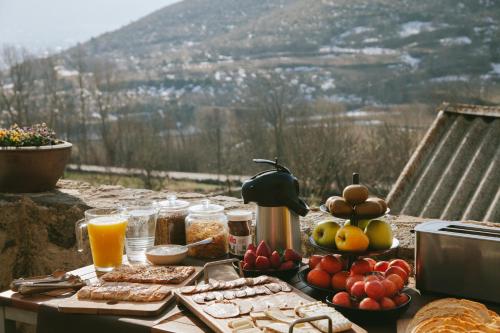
[0,123,72,193]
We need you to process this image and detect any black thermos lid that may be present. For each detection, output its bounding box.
[241,158,309,217]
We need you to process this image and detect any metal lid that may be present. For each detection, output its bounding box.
[156,195,190,212]
[188,199,224,215]
[226,210,253,221]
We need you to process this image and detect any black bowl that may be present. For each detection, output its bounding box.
[233,261,301,281]
[325,293,411,323]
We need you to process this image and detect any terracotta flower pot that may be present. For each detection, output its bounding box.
[0,141,72,193]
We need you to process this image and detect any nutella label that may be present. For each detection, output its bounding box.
[228,234,252,256]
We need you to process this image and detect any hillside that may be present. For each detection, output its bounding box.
[63,0,500,110]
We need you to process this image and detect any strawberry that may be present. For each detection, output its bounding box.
[255,256,271,270]
[243,250,256,266]
[247,243,257,252]
[256,240,271,258]
[270,251,281,268]
[242,262,254,270]
[284,248,302,262]
[279,260,295,270]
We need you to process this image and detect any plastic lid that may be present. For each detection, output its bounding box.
[156,195,190,212]
[188,199,224,215]
[226,210,253,221]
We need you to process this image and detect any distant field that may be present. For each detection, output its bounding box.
[63,171,236,195]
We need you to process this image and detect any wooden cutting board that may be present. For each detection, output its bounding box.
[176,280,366,333]
[54,266,202,317]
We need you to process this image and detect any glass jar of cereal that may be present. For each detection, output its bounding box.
[185,199,228,259]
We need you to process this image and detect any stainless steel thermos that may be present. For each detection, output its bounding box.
[241,159,309,254]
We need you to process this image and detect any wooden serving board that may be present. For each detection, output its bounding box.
[176,279,366,333]
[54,266,202,316]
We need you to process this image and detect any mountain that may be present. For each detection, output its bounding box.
[63,0,500,109]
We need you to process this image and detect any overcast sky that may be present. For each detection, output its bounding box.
[0,0,181,53]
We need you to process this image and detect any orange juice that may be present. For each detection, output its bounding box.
[88,216,127,270]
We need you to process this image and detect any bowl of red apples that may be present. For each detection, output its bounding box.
[299,255,412,322]
[235,240,302,280]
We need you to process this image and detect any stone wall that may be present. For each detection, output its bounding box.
[0,179,495,290]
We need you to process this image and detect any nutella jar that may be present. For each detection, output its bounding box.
[227,210,253,257]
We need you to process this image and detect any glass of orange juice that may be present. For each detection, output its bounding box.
[75,208,128,272]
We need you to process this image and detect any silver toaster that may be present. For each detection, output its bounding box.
[415,221,500,303]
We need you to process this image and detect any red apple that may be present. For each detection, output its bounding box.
[374,261,389,272]
[380,297,396,309]
[346,274,364,292]
[364,280,385,300]
[331,271,350,290]
[364,274,383,282]
[350,281,366,299]
[359,297,380,310]
[386,274,404,291]
[255,256,270,270]
[350,259,372,275]
[381,279,397,297]
[243,250,256,266]
[308,255,323,270]
[385,266,408,284]
[332,291,352,307]
[333,254,347,270]
[388,259,412,276]
[307,268,331,289]
[320,255,343,275]
[363,258,377,270]
[392,293,409,306]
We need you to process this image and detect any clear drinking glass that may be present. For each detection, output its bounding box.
[123,202,159,263]
[75,208,128,272]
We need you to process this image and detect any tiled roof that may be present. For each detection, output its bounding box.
[386,103,500,222]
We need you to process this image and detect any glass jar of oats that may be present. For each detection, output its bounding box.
[185,199,228,259]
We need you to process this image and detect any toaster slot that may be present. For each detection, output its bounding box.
[445,224,500,234]
[439,225,500,239]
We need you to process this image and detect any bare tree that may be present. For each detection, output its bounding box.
[245,73,300,159]
[90,59,120,165]
[197,107,228,176]
[0,46,36,125]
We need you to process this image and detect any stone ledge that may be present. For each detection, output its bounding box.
[0,179,495,290]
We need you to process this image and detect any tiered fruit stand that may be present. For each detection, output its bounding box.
[299,173,410,322]
[310,173,398,269]
[309,204,397,269]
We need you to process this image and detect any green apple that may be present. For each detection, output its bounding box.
[364,219,393,250]
[345,219,370,230]
[312,220,341,248]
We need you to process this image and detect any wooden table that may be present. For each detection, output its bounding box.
[2,260,495,333]
[0,259,243,333]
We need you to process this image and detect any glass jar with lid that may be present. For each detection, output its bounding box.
[155,195,190,245]
[185,199,228,259]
